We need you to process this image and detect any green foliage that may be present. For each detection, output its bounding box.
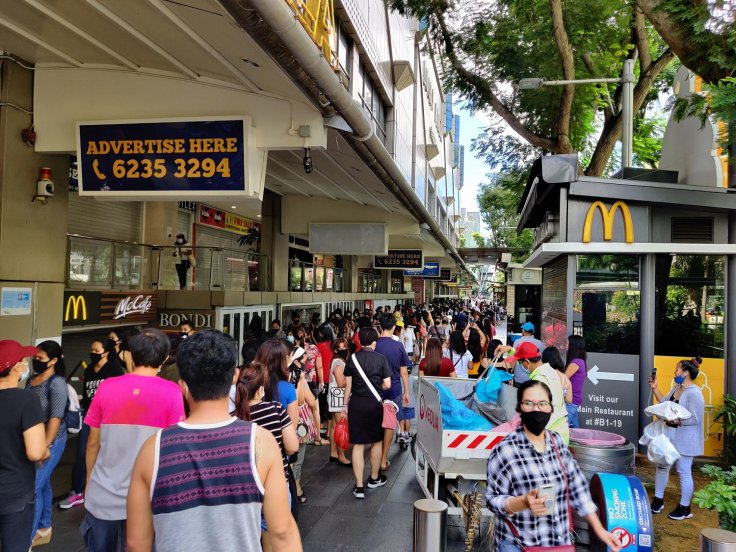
[714,394,736,465]
[693,464,736,531]
[476,170,533,262]
[673,77,736,147]
[459,234,466,248]
[632,116,666,167]
[470,232,486,247]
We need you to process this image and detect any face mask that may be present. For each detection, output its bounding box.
[674,374,686,385]
[520,410,552,436]
[336,349,348,359]
[90,352,103,365]
[180,332,188,338]
[287,335,295,344]
[32,359,51,374]
[19,363,31,384]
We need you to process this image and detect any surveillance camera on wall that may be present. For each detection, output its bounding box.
[37,179,55,197]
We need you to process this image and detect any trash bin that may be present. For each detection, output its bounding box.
[413,498,447,552]
[701,528,736,552]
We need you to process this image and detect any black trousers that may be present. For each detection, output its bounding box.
[175,260,190,289]
[0,500,34,552]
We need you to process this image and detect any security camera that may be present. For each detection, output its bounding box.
[303,148,313,174]
[37,179,54,197]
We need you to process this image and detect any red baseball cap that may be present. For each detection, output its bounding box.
[0,340,38,371]
[506,341,540,364]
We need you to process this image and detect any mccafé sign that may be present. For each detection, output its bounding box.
[63,290,157,327]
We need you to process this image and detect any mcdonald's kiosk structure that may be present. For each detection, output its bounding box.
[518,154,736,455]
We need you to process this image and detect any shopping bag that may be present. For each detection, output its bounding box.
[645,400,692,421]
[297,402,318,444]
[647,432,681,466]
[335,416,350,450]
[382,400,399,430]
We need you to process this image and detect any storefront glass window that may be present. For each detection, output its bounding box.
[654,255,725,358]
[573,255,640,354]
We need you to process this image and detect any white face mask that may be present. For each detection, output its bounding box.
[19,362,30,385]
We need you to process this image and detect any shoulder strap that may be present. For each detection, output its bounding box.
[550,433,574,532]
[351,354,383,404]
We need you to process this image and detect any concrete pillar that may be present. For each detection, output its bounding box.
[639,254,657,443]
[264,193,289,292]
[143,202,179,245]
[727,214,736,399]
[0,59,69,343]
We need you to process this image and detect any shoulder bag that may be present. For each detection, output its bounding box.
[503,434,575,552]
[351,353,398,430]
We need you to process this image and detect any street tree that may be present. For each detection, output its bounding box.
[389,0,677,176]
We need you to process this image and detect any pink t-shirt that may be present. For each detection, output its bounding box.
[85,374,185,520]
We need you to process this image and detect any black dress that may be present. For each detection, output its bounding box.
[344,349,391,444]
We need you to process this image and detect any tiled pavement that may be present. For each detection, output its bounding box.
[42,432,477,552]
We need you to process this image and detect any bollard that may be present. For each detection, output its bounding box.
[413,498,447,552]
[701,529,736,552]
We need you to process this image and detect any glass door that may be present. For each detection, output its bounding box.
[216,305,276,363]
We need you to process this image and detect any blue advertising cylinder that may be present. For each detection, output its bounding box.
[589,473,654,552]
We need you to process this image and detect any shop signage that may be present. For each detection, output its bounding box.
[76,117,247,197]
[63,290,157,327]
[374,249,423,270]
[178,201,197,212]
[158,310,215,330]
[582,201,634,244]
[404,262,440,277]
[411,277,425,304]
[199,203,261,238]
[69,157,79,192]
[577,352,639,444]
[438,268,453,281]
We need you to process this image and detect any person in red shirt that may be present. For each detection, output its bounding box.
[418,339,457,378]
[314,325,334,444]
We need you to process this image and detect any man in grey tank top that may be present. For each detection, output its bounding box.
[126,330,302,552]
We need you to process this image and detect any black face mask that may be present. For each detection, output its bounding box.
[90,352,103,365]
[520,410,552,436]
[335,349,348,359]
[32,359,51,374]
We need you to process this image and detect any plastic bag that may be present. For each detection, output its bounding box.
[475,366,513,404]
[645,400,692,421]
[335,417,350,450]
[436,382,493,431]
[647,432,681,466]
[639,420,666,446]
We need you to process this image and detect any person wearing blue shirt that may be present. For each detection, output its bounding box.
[511,322,545,385]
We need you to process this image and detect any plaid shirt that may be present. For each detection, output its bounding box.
[486,428,597,550]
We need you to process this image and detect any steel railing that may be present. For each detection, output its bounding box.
[284,0,337,69]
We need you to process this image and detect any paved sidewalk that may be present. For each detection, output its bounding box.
[40,434,478,552]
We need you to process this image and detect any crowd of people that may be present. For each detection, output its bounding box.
[0,297,706,552]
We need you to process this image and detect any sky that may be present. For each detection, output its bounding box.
[456,104,492,229]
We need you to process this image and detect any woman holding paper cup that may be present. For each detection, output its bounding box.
[486,380,622,552]
[648,356,705,520]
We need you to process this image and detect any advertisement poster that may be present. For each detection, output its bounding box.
[1,288,32,316]
[77,117,247,196]
[199,204,261,250]
[404,262,440,277]
[374,250,423,270]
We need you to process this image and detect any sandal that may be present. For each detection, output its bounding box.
[297,492,307,503]
[314,438,330,446]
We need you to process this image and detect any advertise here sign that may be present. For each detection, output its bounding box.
[374,249,423,270]
[76,117,247,198]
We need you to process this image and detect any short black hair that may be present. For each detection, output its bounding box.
[542,347,565,371]
[270,319,281,327]
[130,328,171,367]
[177,330,237,401]
[180,319,194,329]
[359,327,378,346]
[516,379,553,405]
[379,313,396,331]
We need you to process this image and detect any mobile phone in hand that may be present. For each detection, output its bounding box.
[537,483,556,515]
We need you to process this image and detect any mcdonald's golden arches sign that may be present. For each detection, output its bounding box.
[582,201,634,244]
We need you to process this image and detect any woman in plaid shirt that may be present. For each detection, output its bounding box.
[486,381,622,552]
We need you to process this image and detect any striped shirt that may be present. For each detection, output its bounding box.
[151,418,263,552]
[486,428,597,550]
[248,401,291,479]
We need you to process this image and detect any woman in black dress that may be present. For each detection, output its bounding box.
[342,327,391,499]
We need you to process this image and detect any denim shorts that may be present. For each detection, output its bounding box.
[397,407,415,421]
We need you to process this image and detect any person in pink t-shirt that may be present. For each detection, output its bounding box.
[81,328,185,552]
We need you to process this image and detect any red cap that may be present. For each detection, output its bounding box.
[0,340,38,371]
[506,341,540,365]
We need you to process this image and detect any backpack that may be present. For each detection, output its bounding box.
[50,375,83,434]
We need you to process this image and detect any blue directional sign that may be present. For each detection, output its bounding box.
[404,262,440,277]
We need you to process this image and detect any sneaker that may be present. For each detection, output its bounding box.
[650,497,664,514]
[58,493,84,510]
[668,504,693,520]
[353,486,365,499]
[367,474,388,488]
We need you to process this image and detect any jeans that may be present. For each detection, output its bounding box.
[32,432,67,538]
[566,403,580,428]
[0,500,35,552]
[292,443,307,483]
[71,422,90,494]
[655,455,695,506]
[80,512,126,552]
[498,540,521,552]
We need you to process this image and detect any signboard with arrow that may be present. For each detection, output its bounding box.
[578,352,640,443]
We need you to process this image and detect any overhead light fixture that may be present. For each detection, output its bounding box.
[241,58,260,68]
[303,147,313,174]
[257,214,262,218]
[231,205,237,209]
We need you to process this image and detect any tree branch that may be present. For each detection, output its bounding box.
[433,12,558,151]
[548,0,575,151]
[581,52,614,122]
[585,48,675,176]
[633,6,651,71]
[635,0,733,84]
